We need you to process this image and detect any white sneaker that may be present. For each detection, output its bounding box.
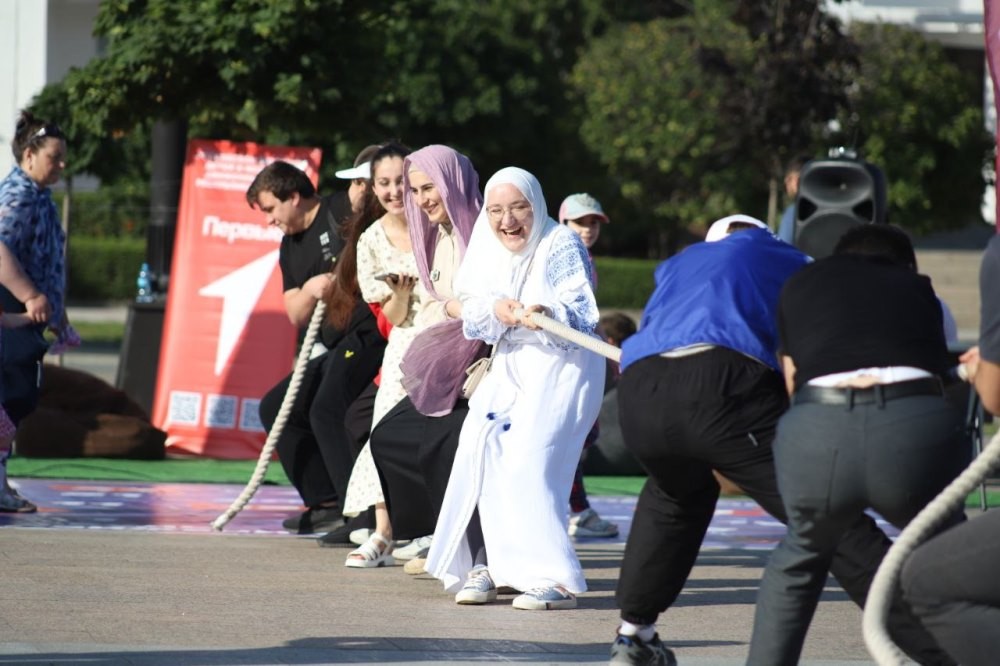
[512,585,576,610]
[569,508,619,538]
[349,527,372,546]
[393,535,432,561]
[455,566,497,605]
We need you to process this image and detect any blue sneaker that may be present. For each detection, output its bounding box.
[455,565,497,604]
[609,632,677,665]
[511,585,576,610]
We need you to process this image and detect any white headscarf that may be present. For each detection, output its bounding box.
[455,167,557,301]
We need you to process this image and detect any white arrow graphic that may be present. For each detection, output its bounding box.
[198,249,280,376]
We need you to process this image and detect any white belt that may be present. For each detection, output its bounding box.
[660,344,716,359]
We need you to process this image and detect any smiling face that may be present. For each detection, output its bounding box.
[21,137,67,188]
[565,215,602,249]
[372,156,405,216]
[408,168,449,225]
[486,183,534,253]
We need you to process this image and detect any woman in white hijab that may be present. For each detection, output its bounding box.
[425,167,605,610]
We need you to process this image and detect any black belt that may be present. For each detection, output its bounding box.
[793,377,943,407]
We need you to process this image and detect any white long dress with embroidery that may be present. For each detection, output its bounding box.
[342,216,424,516]
[426,224,605,593]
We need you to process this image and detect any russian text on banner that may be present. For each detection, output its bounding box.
[151,140,322,458]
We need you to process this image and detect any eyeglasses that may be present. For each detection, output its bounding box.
[485,202,532,222]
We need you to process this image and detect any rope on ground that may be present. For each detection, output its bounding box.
[514,308,621,363]
[210,300,327,532]
[863,427,1000,664]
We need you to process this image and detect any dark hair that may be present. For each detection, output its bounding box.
[325,189,384,330]
[245,160,316,208]
[11,110,65,162]
[599,312,637,347]
[368,141,412,181]
[833,224,916,270]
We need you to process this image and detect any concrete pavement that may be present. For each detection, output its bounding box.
[0,526,881,665]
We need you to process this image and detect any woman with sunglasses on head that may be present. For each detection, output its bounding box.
[426,167,605,611]
[0,110,78,512]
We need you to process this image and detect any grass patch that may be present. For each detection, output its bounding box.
[8,457,291,486]
[71,320,126,346]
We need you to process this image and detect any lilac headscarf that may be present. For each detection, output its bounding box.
[399,145,485,416]
[402,145,481,300]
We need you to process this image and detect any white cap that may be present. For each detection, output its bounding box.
[334,162,371,180]
[334,144,381,180]
[704,214,768,242]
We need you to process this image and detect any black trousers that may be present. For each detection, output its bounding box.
[369,396,469,540]
[259,328,385,508]
[615,350,951,664]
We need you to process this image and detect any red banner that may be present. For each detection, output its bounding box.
[988,0,1000,228]
[152,140,322,458]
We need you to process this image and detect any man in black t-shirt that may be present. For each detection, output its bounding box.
[748,224,967,666]
[246,157,384,537]
[898,234,1000,666]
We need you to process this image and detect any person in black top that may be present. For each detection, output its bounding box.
[748,224,968,666]
[897,234,1000,666]
[246,157,385,537]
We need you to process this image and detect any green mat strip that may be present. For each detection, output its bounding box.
[7,457,998,508]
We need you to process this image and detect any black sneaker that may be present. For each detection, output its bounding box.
[609,632,677,665]
[282,506,341,535]
[317,511,372,547]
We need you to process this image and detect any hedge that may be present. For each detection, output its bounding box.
[593,256,659,309]
[67,236,146,302]
[62,237,662,306]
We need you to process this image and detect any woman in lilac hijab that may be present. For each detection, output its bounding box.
[368,145,483,568]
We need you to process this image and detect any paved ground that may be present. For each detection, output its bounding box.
[0,479,892,666]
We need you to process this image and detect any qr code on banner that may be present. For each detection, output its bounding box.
[204,394,237,429]
[168,391,201,426]
[240,398,265,432]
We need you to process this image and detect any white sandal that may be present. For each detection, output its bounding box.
[344,532,395,568]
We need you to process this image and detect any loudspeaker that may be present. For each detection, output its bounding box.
[794,158,887,259]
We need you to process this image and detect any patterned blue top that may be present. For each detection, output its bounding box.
[0,166,66,325]
[463,224,599,351]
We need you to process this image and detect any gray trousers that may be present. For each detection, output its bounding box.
[748,394,969,666]
[901,508,1000,666]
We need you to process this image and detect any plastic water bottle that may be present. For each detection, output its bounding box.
[136,262,154,303]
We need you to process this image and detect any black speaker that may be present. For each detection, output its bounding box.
[794,158,887,259]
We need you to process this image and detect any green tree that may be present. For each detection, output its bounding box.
[40,0,612,191]
[570,0,858,254]
[831,22,992,234]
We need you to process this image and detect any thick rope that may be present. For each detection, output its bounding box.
[211,300,327,531]
[514,308,622,363]
[863,426,1000,664]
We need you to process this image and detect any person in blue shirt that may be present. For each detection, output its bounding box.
[775,155,810,245]
[608,216,949,666]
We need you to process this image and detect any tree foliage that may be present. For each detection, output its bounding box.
[570,0,857,251]
[29,0,992,254]
[830,22,992,234]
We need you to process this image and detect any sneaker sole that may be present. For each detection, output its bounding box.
[512,596,577,610]
[455,589,498,605]
[570,527,619,538]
